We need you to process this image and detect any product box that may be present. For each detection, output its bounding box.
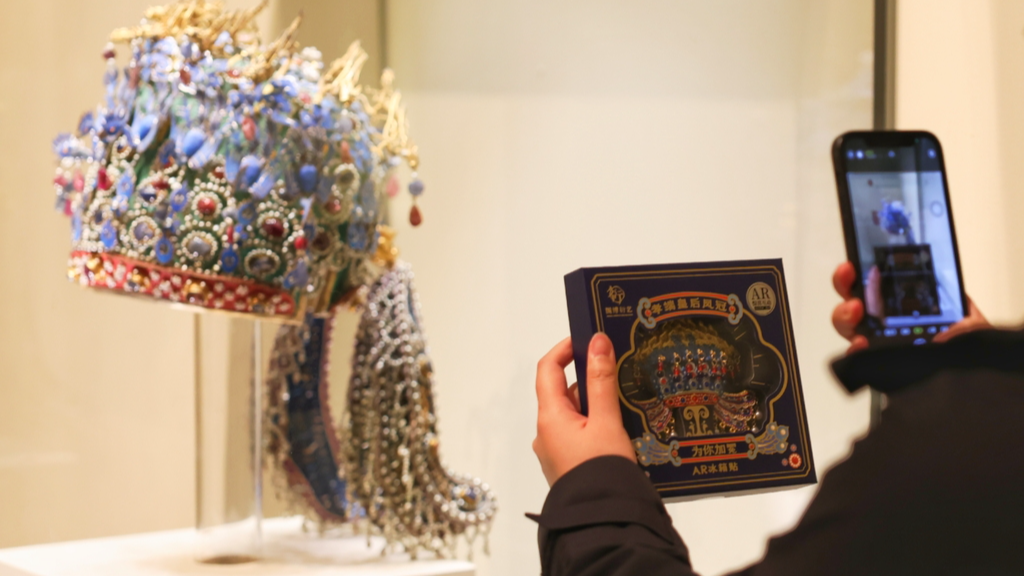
[564,259,815,500]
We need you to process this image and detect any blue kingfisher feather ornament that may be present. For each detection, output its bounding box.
[51,0,494,556]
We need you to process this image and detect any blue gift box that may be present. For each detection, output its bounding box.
[565,259,816,500]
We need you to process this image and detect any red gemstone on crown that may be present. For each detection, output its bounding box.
[102,48,116,60]
[409,205,423,227]
[179,68,192,85]
[262,218,285,238]
[97,168,111,190]
[325,198,343,214]
[212,166,225,180]
[197,197,217,216]
[294,236,307,250]
[242,117,256,141]
[153,179,170,190]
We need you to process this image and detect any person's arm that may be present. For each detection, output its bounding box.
[528,263,995,576]
[534,339,1024,575]
[529,335,696,576]
[529,456,696,576]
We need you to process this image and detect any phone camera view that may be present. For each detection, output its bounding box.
[844,139,963,339]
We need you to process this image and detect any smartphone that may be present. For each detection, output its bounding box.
[832,131,968,346]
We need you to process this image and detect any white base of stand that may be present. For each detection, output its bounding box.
[0,517,474,576]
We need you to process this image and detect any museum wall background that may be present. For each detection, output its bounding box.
[896,0,1024,326]
[0,0,198,546]
[0,0,376,548]
[1,1,1022,576]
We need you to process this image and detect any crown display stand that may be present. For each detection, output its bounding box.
[193,315,263,564]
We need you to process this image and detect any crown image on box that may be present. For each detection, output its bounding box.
[625,319,764,439]
[52,0,426,319]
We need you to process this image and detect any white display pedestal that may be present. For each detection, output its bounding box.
[0,517,474,576]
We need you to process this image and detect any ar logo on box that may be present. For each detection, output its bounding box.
[607,285,626,305]
[746,282,776,316]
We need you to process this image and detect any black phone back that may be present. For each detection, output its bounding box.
[832,131,968,346]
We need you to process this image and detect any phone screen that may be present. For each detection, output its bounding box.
[840,134,964,341]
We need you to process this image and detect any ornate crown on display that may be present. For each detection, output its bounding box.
[51,1,497,557]
[52,0,426,319]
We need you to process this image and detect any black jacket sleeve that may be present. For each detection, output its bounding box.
[527,455,696,576]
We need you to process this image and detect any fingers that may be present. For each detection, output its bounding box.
[585,333,622,421]
[832,262,857,300]
[536,338,576,415]
[846,335,868,355]
[934,297,991,343]
[864,266,884,319]
[832,298,864,341]
[933,321,978,343]
[567,382,581,413]
[832,262,868,345]
[965,297,988,324]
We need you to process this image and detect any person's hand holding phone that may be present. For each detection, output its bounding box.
[831,261,990,353]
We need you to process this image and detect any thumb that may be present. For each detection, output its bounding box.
[586,333,621,420]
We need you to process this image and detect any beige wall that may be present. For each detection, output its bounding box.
[0,0,197,546]
[896,0,1024,325]
[993,1,1024,317]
